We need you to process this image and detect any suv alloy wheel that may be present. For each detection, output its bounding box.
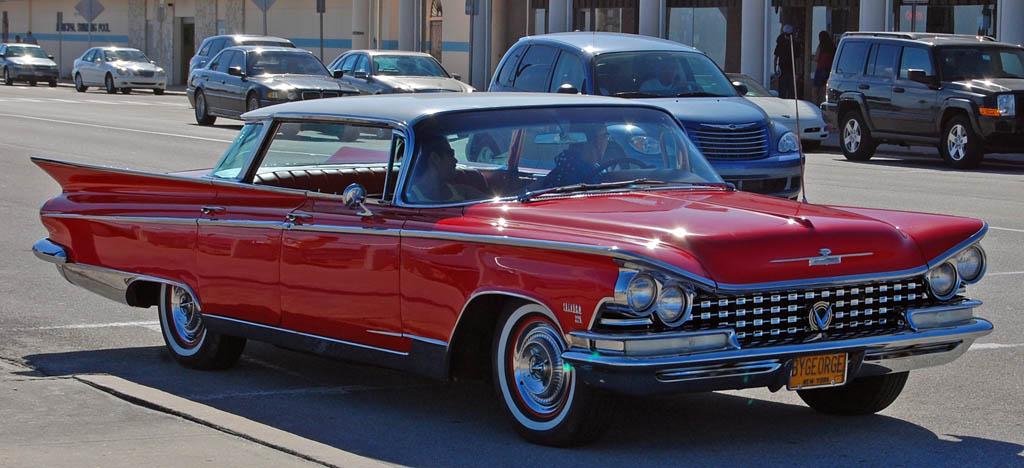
[840,111,876,161]
[939,115,984,169]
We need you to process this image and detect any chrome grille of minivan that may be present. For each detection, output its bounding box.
[686,123,770,160]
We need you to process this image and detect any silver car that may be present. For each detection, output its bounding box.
[326,50,474,94]
[73,47,167,95]
[729,73,829,151]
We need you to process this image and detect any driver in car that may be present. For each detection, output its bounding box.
[541,124,611,188]
[639,56,685,95]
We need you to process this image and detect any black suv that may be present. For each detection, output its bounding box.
[822,32,1023,168]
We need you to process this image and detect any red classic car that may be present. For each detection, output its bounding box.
[32,94,992,446]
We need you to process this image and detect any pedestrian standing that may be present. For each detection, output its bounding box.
[773,28,795,99]
[14,34,21,43]
[813,31,835,105]
[24,31,38,44]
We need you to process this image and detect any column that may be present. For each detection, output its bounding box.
[224,0,244,34]
[549,0,567,33]
[195,1,217,47]
[999,0,1024,46]
[859,0,886,32]
[638,0,660,37]
[128,0,147,50]
[740,0,765,81]
[352,0,369,49]
[398,0,415,50]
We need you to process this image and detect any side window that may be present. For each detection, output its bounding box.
[899,47,934,79]
[496,45,526,87]
[83,49,96,62]
[198,40,212,57]
[383,134,405,200]
[549,51,586,92]
[836,41,867,75]
[227,50,245,71]
[210,51,231,72]
[354,55,370,74]
[867,44,898,78]
[212,123,264,179]
[208,39,227,57]
[999,51,1024,78]
[514,45,557,92]
[339,54,358,73]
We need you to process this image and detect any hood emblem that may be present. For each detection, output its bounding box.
[769,249,873,266]
[808,301,833,331]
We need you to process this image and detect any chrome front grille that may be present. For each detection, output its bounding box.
[301,91,322,100]
[596,278,938,348]
[686,124,770,160]
[138,70,155,77]
[321,91,340,98]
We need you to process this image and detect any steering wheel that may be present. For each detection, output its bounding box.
[595,157,653,174]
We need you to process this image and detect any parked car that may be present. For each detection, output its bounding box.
[326,49,474,93]
[0,43,58,86]
[73,47,167,94]
[728,73,829,151]
[490,32,802,199]
[190,34,295,72]
[186,46,358,125]
[822,32,1024,168]
[32,93,992,446]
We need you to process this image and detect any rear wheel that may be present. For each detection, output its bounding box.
[493,302,613,446]
[798,372,909,415]
[154,88,165,95]
[104,73,117,94]
[48,80,58,87]
[2,67,11,85]
[840,111,875,161]
[28,80,37,86]
[121,87,132,94]
[74,73,88,92]
[939,115,984,169]
[194,89,216,125]
[158,284,245,370]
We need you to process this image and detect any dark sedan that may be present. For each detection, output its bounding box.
[327,50,473,94]
[187,46,358,125]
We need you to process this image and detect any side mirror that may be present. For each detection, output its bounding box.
[907,69,935,87]
[769,90,780,97]
[0,53,5,58]
[353,70,369,80]
[332,69,344,78]
[732,81,749,96]
[228,66,245,78]
[556,83,580,94]
[48,54,55,60]
[452,73,461,81]
[342,184,374,217]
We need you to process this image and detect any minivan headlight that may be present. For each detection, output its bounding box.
[778,132,800,153]
[997,95,1015,117]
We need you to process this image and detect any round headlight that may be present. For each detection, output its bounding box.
[955,245,985,283]
[778,131,800,153]
[926,262,960,300]
[656,286,692,327]
[626,274,657,314]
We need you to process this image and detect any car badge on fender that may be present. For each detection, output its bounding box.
[808,301,834,331]
[769,249,874,267]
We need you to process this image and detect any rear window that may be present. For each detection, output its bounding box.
[239,39,295,48]
[496,45,526,87]
[836,41,867,75]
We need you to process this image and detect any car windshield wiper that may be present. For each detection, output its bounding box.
[517,179,671,203]
[674,91,727,98]
[611,92,662,98]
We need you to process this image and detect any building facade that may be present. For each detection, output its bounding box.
[1,0,1021,95]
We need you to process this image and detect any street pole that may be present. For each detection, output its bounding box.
[57,12,63,79]
[263,10,268,35]
[319,12,324,61]
[88,2,92,48]
[787,28,806,203]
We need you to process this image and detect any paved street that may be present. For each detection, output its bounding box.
[1,83,1022,467]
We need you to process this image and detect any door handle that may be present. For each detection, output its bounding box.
[285,213,313,224]
[893,87,905,93]
[858,84,870,90]
[200,206,225,215]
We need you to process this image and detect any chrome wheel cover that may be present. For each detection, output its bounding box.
[75,74,82,88]
[511,320,570,416]
[947,124,968,161]
[843,118,861,153]
[169,285,203,346]
[247,96,259,112]
[196,93,206,119]
[105,75,114,91]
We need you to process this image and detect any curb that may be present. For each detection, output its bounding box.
[74,374,395,468]
[54,80,188,96]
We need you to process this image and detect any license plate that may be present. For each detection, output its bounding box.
[788,353,847,390]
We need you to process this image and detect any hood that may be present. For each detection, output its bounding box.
[110,60,160,72]
[459,190,983,287]
[9,56,56,67]
[252,74,357,92]
[636,96,768,126]
[746,97,823,122]
[373,75,472,92]
[945,78,1024,94]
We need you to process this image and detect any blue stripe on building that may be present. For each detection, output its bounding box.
[22,33,131,43]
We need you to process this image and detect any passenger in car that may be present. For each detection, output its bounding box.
[407,136,487,203]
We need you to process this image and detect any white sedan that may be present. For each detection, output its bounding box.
[72,47,167,95]
[729,73,828,151]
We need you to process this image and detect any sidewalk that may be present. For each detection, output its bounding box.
[54,79,188,95]
[0,359,386,468]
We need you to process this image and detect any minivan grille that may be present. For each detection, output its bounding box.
[686,124,770,160]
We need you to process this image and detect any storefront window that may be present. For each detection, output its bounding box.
[528,1,548,35]
[573,1,637,33]
[768,2,858,100]
[895,1,996,37]
[667,8,728,68]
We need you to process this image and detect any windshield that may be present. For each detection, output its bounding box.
[938,47,1024,81]
[372,55,448,77]
[103,49,149,62]
[6,46,48,59]
[728,74,775,97]
[404,106,722,205]
[594,51,737,98]
[247,51,329,76]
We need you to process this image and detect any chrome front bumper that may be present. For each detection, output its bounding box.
[113,76,166,88]
[564,304,992,396]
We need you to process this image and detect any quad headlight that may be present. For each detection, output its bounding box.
[955,244,986,284]
[925,261,960,300]
[778,131,800,153]
[655,285,694,327]
[626,273,657,314]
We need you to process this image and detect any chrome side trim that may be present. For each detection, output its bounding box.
[197,218,286,230]
[204,314,408,356]
[32,238,67,264]
[42,213,197,226]
[926,223,988,269]
[367,329,449,346]
[656,360,781,383]
[287,224,402,236]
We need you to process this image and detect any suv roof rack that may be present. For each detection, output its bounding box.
[842,31,996,42]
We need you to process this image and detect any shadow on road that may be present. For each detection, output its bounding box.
[813,146,1024,175]
[21,344,1024,467]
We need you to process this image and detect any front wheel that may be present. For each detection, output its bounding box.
[2,67,11,86]
[246,93,261,113]
[798,372,909,415]
[154,88,165,95]
[493,302,613,446]
[939,115,984,169]
[48,80,58,87]
[121,87,132,94]
[158,283,246,370]
[840,111,876,161]
[104,74,117,94]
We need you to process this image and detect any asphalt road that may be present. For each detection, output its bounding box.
[1,83,1022,467]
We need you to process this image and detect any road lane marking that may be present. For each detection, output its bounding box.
[969,343,1023,351]
[0,113,233,143]
[988,271,1024,276]
[991,226,1024,233]
[12,320,159,330]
